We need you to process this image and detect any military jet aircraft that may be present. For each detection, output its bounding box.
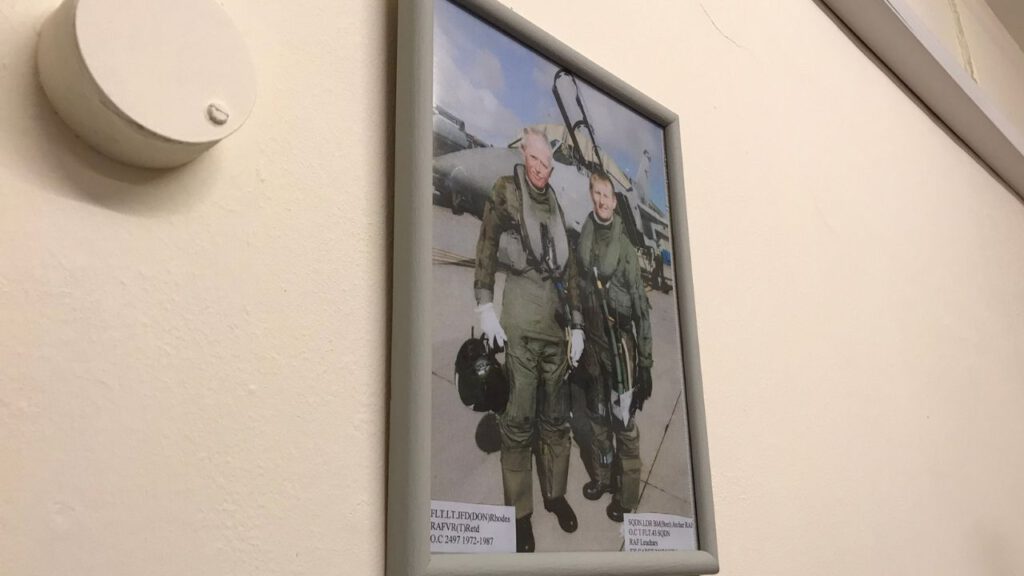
[433,104,490,156]
[432,70,674,293]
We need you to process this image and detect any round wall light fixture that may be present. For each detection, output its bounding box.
[37,0,257,169]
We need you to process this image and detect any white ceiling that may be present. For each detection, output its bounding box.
[985,0,1024,52]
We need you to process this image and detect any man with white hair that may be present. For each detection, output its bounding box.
[473,127,585,552]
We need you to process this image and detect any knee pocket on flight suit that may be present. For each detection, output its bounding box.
[501,354,535,430]
[540,384,570,428]
[500,444,532,473]
[545,410,569,429]
[620,449,642,491]
[617,424,641,461]
[585,384,609,424]
[498,412,533,448]
[499,355,534,448]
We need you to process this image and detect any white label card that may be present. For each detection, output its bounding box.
[429,500,516,554]
[622,513,697,552]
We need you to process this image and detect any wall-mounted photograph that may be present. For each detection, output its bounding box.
[428,0,697,555]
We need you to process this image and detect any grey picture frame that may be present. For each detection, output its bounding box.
[388,0,718,574]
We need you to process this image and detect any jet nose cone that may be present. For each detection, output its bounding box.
[433,153,456,180]
[433,153,466,194]
[432,147,519,218]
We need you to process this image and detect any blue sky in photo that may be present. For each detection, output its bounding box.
[433,0,670,213]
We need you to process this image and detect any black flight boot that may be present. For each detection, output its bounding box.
[515,515,535,553]
[582,479,611,501]
[606,498,629,523]
[543,496,578,533]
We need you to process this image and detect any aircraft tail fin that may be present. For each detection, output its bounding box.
[635,149,652,205]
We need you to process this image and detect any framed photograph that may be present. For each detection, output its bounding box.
[389,0,717,574]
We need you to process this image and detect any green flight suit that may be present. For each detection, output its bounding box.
[577,212,652,510]
[475,164,581,520]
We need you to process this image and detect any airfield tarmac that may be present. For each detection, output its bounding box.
[430,204,696,553]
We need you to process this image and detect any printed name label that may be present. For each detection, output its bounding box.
[622,513,697,552]
[429,500,516,554]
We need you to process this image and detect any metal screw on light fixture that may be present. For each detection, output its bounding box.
[207,102,230,126]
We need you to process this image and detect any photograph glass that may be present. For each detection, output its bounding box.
[429,0,696,554]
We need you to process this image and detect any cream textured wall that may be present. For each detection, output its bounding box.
[2,2,1023,576]
[0,0,394,574]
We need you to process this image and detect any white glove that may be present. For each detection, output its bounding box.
[569,328,585,368]
[476,303,507,349]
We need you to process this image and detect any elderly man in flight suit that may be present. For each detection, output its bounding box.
[576,170,654,523]
[474,127,585,553]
